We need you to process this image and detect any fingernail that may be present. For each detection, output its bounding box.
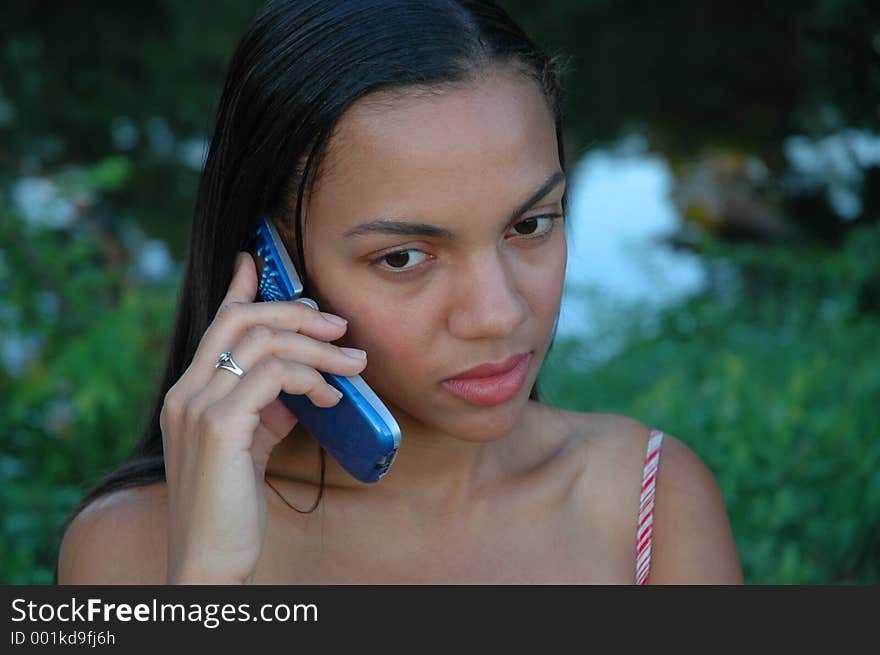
[321,312,348,326]
[340,347,367,359]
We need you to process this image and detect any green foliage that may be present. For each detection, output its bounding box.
[0,163,179,584]
[540,222,880,583]
[0,1,264,256]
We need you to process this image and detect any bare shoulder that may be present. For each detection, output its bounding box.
[549,409,657,526]
[644,431,744,584]
[541,406,654,480]
[544,407,743,584]
[58,483,168,584]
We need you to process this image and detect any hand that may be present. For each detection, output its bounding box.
[159,252,368,583]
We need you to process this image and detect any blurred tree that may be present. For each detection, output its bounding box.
[500,0,880,244]
[0,157,179,583]
[502,0,878,154]
[0,0,264,254]
[3,1,878,249]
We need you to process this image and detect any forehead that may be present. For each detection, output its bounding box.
[308,65,560,233]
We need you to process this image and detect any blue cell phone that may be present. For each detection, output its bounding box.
[250,215,401,483]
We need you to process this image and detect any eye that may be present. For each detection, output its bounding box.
[507,214,562,239]
[370,248,430,273]
[369,214,563,275]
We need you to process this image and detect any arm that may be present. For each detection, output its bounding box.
[646,434,743,584]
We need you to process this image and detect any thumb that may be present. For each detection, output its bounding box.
[222,251,258,304]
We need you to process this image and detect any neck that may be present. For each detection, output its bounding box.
[266,400,545,508]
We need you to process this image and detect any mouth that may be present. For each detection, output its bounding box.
[441,351,533,407]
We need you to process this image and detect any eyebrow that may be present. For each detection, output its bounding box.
[343,171,566,239]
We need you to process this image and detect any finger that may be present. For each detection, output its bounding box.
[192,301,349,383]
[212,298,349,348]
[201,357,343,451]
[259,397,299,438]
[203,326,367,402]
[221,252,259,306]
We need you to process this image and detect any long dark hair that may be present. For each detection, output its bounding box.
[57,0,568,578]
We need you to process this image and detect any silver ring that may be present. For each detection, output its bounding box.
[215,351,244,377]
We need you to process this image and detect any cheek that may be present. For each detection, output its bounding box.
[328,293,434,371]
[307,254,434,368]
[523,234,567,325]
[333,299,440,409]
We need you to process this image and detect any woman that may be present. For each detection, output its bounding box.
[57,0,742,584]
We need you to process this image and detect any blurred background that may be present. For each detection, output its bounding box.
[1,0,878,584]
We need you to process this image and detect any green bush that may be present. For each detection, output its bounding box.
[0,163,179,583]
[540,222,880,584]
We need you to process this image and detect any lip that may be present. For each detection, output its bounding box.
[446,352,531,380]
[442,352,532,407]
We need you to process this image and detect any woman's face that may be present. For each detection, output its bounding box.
[300,65,566,443]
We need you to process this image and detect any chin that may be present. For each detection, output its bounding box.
[409,380,537,443]
[456,398,535,442]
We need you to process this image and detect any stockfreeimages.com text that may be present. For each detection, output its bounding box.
[11,597,317,629]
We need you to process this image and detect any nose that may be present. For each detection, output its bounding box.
[447,250,529,341]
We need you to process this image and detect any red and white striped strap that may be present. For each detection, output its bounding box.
[636,429,665,585]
